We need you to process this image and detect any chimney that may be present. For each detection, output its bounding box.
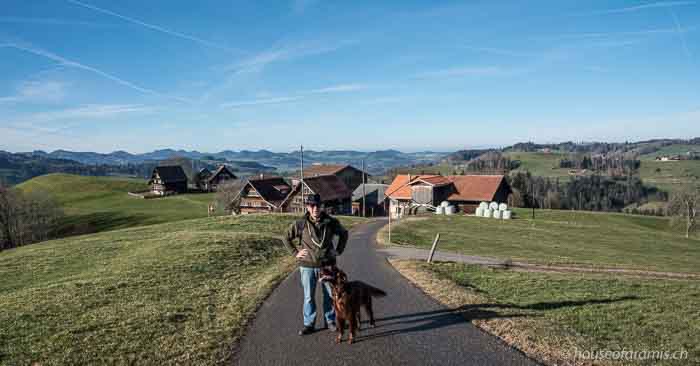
[408,173,411,182]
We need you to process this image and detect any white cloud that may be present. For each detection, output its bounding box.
[308,83,369,94]
[577,1,696,16]
[7,104,153,133]
[2,41,191,103]
[65,0,244,54]
[416,66,514,78]
[220,96,302,109]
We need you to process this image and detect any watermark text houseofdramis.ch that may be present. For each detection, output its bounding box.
[573,348,688,361]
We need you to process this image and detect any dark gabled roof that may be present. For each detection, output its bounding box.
[207,165,236,182]
[303,175,352,202]
[352,184,388,202]
[151,165,188,183]
[300,164,370,178]
[246,176,291,207]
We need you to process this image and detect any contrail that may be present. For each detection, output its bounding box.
[4,41,190,103]
[65,0,246,54]
[670,9,694,65]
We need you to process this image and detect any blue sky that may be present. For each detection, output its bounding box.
[1,0,699,153]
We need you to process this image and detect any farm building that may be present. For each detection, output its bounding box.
[148,166,188,195]
[386,174,511,218]
[197,165,237,192]
[235,175,291,214]
[352,183,389,217]
[283,175,352,215]
[298,164,370,192]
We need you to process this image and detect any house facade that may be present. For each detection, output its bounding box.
[148,166,188,195]
[236,176,291,214]
[352,183,389,216]
[282,175,352,215]
[386,174,511,218]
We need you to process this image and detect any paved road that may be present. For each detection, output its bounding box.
[232,218,538,366]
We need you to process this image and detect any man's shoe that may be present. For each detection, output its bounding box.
[298,326,314,336]
[327,323,337,332]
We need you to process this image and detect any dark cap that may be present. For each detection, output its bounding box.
[304,193,322,206]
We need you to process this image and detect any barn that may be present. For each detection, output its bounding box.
[148,166,188,195]
[282,175,352,215]
[386,174,511,217]
[235,176,291,214]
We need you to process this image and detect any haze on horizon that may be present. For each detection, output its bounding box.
[1,0,699,154]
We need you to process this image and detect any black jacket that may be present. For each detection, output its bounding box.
[282,212,349,267]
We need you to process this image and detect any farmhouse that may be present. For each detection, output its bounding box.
[148,166,188,195]
[198,165,237,192]
[236,175,291,214]
[299,164,369,192]
[352,183,389,216]
[283,175,352,215]
[386,174,511,218]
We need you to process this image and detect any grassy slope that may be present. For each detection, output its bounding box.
[639,160,700,192]
[394,260,699,366]
[0,215,365,365]
[17,174,215,235]
[639,144,700,160]
[504,151,573,180]
[387,208,700,273]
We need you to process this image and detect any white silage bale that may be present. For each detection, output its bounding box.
[489,202,498,210]
[479,202,489,209]
[502,210,512,220]
[484,208,493,217]
[493,209,502,219]
[441,201,450,208]
[498,203,508,211]
[475,207,484,217]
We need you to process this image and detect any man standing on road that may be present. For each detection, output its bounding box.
[283,193,349,336]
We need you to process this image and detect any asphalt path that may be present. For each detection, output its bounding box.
[232,218,538,366]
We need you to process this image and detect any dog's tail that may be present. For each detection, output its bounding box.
[363,283,387,297]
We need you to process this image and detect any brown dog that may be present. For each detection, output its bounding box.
[320,266,386,344]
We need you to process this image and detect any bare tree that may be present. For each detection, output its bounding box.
[0,184,63,250]
[667,185,699,238]
[214,180,245,215]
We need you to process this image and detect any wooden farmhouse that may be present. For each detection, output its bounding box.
[386,174,511,218]
[235,175,291,214]
[197,165,237,192]
[300,164,369,192]
[282,175,352,215]
[148,166,188,195]
[352,183,389,217]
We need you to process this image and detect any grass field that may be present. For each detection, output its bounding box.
[504,151,573,180]
[0,214,365,365]
[639,144,700,160]
[17,174,215,236]
[639,160,700,192]
[385,208,700,274]
[392,260,699,366]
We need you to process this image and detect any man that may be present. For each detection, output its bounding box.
[283,193,349,336]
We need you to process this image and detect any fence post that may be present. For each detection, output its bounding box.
[427,233,441,263]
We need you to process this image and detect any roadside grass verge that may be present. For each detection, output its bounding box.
[384,209,700,274]
[391,260,699,366]
[0,215,365,365]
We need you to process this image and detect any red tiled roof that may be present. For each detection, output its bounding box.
[446,175,506,202]
[386,174,507,202]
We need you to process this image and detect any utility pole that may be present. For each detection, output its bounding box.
[362,159,366,217]
[300,145,304,208]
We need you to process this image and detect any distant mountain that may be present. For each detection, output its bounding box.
[19,149,447,175]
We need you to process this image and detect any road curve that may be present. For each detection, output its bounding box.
[232,218,538,366]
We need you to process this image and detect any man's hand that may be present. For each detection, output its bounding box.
[296,249,310,260]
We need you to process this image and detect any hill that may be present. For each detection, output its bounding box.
[17,174,215,236]
[24,148,446,175]
[385,208,700,273]
[0,215,365,365]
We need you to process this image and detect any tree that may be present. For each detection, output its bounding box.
[667,185,699,238]
[214,180,245,215]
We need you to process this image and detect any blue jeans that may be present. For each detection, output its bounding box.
[299,266,335,327]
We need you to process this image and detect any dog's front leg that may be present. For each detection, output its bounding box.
[335,317,344,344]
[348,315,356,345]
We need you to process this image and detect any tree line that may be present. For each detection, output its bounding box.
[558,154,640,176]
[0,184,64,251]
[507,171,667,213]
